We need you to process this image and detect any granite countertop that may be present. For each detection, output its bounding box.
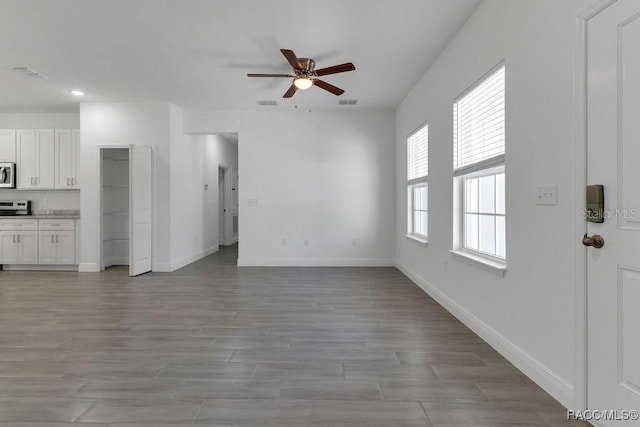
[0,210,80,219]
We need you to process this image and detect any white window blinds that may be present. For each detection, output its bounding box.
[407,124,428,181]
[453,65,505,174]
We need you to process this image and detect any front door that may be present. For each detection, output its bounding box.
[587,0,640,421]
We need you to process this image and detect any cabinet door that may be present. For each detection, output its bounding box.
[18,232,38,264]
[0,232,19,263]
[16,129,36,189]
[54,129,73,189]
[36,129,55,189]
[0,129,16,162]
[55,231,75,264]
[38,232,57,264]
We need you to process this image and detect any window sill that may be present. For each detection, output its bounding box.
[449,249,507,277]
[406,234,428,246]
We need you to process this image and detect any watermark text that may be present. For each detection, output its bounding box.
[567,409,640,421]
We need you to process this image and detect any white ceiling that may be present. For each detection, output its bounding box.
[0,0,481,112]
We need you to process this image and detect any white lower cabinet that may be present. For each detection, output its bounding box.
[0,230,38,264]
[39,230,75,264]
[0,218,76,265]
[38,219,75,265]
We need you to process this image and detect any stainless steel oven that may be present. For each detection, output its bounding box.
[0,163,16,188]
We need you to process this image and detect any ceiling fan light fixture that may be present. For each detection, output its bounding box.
[293,76,313,90]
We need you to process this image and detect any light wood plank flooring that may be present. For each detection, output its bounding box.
[0,245,587,426]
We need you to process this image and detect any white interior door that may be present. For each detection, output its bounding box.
[587,0,640,421]
[129,145,153,276]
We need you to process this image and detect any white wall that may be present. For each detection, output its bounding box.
[395,0,590,407]
[0,112,80,210]
[79,102,171,272]
[185,109,395,266]
[169,105,238,270]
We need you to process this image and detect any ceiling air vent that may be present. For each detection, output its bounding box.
[257,100,277,106]
[11,67,48,79]
[338,99,357,106]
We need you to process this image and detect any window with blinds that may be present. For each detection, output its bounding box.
[453,63,506,263]
[408,124,428,181]
[407,123,429,240]
[453,64,505,175]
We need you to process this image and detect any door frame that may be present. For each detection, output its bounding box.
[218,163,234,246]
[574,0,618,412]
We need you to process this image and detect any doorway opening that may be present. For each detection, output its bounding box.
[101,148,129,270]
[99,145,153,276]
[218,167,225,245]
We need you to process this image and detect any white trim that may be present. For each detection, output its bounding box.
[78,262,100,272]
[573,0,618,412]
[153,262,172,272]
[454,154,506,177]
[169,245,218,271]
[405,234,428,246]
[395,261,574,408]
[223,236,238,246]
[2,264,78,271]
[237,258,395,267]
[154,246,219,272]
[449,249,506,276]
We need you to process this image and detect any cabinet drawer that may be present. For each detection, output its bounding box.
[0,219,38,231]
[39,219,74,231]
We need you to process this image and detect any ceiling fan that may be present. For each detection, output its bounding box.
[247,49,356,98]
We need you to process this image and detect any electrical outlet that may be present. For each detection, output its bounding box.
[248,198,258,207]
[351,239,356,246]
[281,238,287,246]
[304,239,310,246]
[42,198,48,207]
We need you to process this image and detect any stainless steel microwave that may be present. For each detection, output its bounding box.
[0,163,16,188]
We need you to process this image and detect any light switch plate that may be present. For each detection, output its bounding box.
[536,185,557,206]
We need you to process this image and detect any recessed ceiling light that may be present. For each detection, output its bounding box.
[70,90,85,97]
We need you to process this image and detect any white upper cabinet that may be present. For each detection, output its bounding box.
[0,129,16,162]
[54,129,80,189]
[17,128,57,190]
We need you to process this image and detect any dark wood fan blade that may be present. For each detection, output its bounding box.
[283,84,298,98]
[315,63,356,76]
[314,79,345,96]
[281,49,302,70]
[247,73,294,77]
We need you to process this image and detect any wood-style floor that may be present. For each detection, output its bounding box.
[0,245,588,426]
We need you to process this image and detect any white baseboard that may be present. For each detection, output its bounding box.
[222,236,238,246]
[78,262,100,272]
[153,262,172,272]
[167,246,218,272]
[3,264,78,272]
[395,261,574,409]
[237,258,395,267]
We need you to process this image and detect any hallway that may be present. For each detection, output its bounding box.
[0,252,585,425]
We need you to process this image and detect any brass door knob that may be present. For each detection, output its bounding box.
[582,234,604,248]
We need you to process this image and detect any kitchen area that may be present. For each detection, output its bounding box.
[0,125,81,270]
